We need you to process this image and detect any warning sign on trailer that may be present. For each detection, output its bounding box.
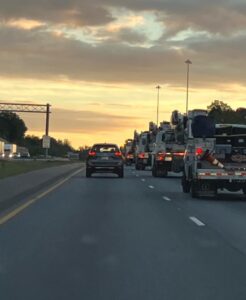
[42,135,51,149]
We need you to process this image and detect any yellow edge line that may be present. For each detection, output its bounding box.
[0,167,85,226]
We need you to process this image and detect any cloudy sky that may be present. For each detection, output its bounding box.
[0,0,245,147]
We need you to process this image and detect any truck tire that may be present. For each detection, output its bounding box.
[182,174,190,193]
[152,166,157,177]
[118,167,124,178]
[243,188,246,195]
[160,168,168,178]
[191,180,200,198]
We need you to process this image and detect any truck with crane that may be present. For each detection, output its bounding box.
[151,113,186,177]
[181,110,246,197]
[123,139,135,165]
[135,122,157,170]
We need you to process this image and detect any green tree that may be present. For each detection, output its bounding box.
[0,112,27,143]
[236,108,246,123]
[208,100,246,124]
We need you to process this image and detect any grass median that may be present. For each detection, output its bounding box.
[0,160,77,179]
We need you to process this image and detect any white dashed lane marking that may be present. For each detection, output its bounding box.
[141,179,146,182]
[148,185,154,189]
[163,196,171,201]
[189,216,205,227]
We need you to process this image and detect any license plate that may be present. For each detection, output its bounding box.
[101,157,109,160]
[165,157,172,161]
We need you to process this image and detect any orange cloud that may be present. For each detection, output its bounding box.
[6,18,45,30]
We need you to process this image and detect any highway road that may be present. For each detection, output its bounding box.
[1,166,246,300]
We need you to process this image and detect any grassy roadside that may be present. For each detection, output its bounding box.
[0,160,78,179]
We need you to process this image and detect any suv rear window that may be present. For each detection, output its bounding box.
[92,145,119,153]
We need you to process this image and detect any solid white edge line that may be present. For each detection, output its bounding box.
[189,216,205,227]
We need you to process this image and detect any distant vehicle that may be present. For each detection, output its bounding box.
[151,119,186,177]
[0,140,4,158]
[123,139,135,165]
[135,122,157,170]
[86,143,124,178]
[4,143,17,159]
[16,146,30,159]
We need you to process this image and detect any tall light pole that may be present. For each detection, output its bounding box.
[156,85,161,125]
[185,59,192,114]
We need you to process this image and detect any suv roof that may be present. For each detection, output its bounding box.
[92,143,118,147]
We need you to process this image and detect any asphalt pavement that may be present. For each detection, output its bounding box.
[1,166,246,300]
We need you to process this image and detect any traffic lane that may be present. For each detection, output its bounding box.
[135,168,246,255]
[1,167,246,299]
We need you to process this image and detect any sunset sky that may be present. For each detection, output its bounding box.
[0,0,245,148]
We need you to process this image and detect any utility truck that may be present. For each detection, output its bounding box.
[182,110,246,198]
[123,139,135,165]
[135,122,157,170]
[151,112,186,177]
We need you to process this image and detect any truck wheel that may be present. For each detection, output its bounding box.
[182,175,190,193]
[118,168,124,178]
[152,166,157,177]
[135,162,140,170]
[243,188,246,195]
[160,168,168,178]
[141,165,146,171]
[191,180,199,198]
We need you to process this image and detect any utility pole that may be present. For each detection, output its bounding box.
[45,103,51,158]
[185,59,192,114]
[156,85,161,126]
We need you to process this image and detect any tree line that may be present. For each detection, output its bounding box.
[208,100,246,124]
[0,111,75,157]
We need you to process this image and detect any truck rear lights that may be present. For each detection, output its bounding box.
[156,152,166,161]
[195,148,204,156]
[173,152,184,157]
[138,153,145,159]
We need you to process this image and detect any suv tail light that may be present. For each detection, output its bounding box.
[88,151,96,157]
[115,151,122,157]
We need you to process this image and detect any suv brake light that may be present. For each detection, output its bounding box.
[115,151,122,157]
[88,151,96,156]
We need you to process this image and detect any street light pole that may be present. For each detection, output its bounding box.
[156,85,161,125]
[185,59,192,114]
